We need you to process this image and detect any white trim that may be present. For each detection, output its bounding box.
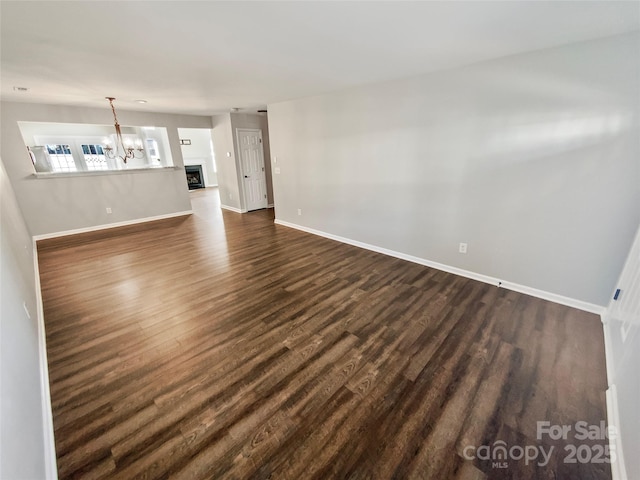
[268,203,274,209]
[497,280,604,315]
[220,204,247,214]
[606,384,627,480]
[274,219,604,314]
[33,166,181,179]
[601,314,617,392]
[32,240,58,479]
[32,211,193,241]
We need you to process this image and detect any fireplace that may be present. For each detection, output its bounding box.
[185,165,204,190]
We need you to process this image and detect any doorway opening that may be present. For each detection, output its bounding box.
[178,128,217,188]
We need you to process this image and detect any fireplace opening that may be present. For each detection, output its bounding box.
[185,165,204,190]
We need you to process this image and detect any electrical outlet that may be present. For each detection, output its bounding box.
[459,242,467,254]
[297,208,302,216]
[106,207,112,214]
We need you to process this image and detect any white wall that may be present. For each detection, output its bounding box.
[603,224,640,480]
[178,127,218,186]
[1,101,213,236]
[19,121,119,140]
[211,113,242,210]
[267,32,640,307]
[0,155,54,479]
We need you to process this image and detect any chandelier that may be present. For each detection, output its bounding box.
[103,97,144,163]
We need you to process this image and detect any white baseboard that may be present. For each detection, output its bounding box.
[606,384,627,480]
[274,219,604,315]
[32,211,193,241]
[32,241,58,479]
[601,315,617,397]
[498,280,604,315]
[220,205,247,214]
[268,204,274,209]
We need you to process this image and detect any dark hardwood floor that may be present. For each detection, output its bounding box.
[37,188,611,480]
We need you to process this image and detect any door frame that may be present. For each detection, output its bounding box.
[236,128,268,211]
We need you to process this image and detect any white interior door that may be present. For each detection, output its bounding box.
[237,129,268,211]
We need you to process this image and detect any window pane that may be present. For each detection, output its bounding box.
[46,144,76,172]
[82,144,108,171]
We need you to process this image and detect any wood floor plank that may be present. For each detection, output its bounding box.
[37,188,611,480]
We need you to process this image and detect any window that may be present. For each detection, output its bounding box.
[145,138,160,163]
[45,144,76,172]
[19,121,175,174]
[81,144,108,171]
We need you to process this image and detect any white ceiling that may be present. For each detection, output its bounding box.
[1,1,638,116]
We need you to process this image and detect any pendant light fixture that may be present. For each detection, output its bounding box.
[103,97,144,163]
